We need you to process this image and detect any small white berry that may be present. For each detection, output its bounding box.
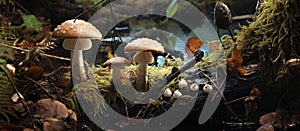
[163,88,172,97]
[203,84,213,93]
[173,90,182,98]
[178,79,188,89]
[189,83,199,91]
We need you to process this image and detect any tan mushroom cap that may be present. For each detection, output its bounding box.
[124,38,165,53]
[103,57,130,68]
[53,19,102,39]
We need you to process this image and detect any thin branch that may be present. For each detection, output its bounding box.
[224,96,248,105]
[232,14,255,20]
[0,43,71,61]
[23,76,55,99]
[201,70,243,121]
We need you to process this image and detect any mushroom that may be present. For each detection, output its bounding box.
[53,19,102,82]
[102,57,130,87]
[124,38,165,92]
[173,90,182,98]
[178,79,188,89]
[189,83,199,91]
[203,84,213,94]
[163,88,172,97]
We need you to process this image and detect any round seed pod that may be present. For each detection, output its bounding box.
[214,1,232,29]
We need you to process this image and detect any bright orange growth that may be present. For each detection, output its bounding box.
[185,36,203,57]
[226,46,248,75]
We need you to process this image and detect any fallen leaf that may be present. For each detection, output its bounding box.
[209,41,219,52]
[244,87,261,116]
[185,36,203,57]
[226,45,248,75]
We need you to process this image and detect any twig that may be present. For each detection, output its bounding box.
[224,96,249,105]
[0,43,71,61]
[0,65,37,128]
[271,50,282,63]
[23,76,55,99]
[201,70,243,121]
[74,0,107,20]
[232,14,255,20]
[12,0,33,16]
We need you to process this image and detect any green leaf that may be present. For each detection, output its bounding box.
[21,15,42,32]
[166,0,179,18]
[0,47,14,64]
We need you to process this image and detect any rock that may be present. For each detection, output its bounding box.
[257,124,274,131]
[259,112,277,125]
[43,118,66,131]
[32,99,69,119]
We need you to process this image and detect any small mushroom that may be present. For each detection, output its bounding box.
[124,38,165,92]
[164,88,172,97]
[203,84,213,93]
[189,83,199,91]
[173,90,182,98]
[53,19,102,82]
[178,79,188,89]
[103,57,130,87]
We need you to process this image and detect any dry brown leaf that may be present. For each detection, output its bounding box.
[226,45,248,75]
[209,41,219,52]
[244,87,261,116]
[185,36,203,57]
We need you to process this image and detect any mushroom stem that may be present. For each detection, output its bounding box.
[136,62,147,92]
[71,50,87,81]
[112,68,122,87]
[63,39,92,82]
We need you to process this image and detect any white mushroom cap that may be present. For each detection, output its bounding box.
[102,57,130,68]
[203,84,213,93]
[164,88,172,97]
[173,90,182,98]
[53,19,102,39]
[124,38,165,53]
[178,79,188,89]
[189,83,199,91]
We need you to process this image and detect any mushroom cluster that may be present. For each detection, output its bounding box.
[53,19,102,82]
[124,38,165,92]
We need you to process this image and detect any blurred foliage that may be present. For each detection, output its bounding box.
[9,15,42,33]
[236,0,300,83]
[0,47,16,128]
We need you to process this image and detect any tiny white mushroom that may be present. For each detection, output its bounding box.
[203,84,213,93]
[189,83,199,91]
[163,88,172,97]
[173,90,182,98]
[178,79,188,89]
[102,57,130,87]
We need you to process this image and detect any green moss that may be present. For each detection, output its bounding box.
[236,0,300,82]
